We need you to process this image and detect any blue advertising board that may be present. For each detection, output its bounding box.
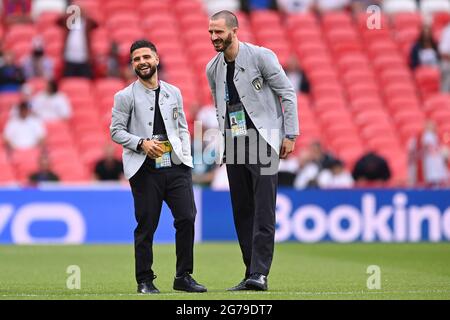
[1,187,449,244]
[0,187,202,244]
[202,189,450,242]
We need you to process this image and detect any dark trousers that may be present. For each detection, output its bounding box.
[129,158,196,283]
[225,143,279,277]
[63,61,93,78]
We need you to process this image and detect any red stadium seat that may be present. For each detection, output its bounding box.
[355,12,390,31]
[0,92,21,110]
[174,0,205,17]
[321,12,353,31]
[414,66,441,99]
[36,11,61,31]
[392,12,422,31]
[0,161,16,184]
[398,122,424,143]
[103,0,138,16]
[138,0,170,14]
[250,10,281,28]
[424,93,450,112]
[106,12,140,32]
[60,78,92,96]
[4,24,36,48]
[286,13,318,30]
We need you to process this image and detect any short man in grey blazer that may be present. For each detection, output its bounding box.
[111,40,206,294]
[206,11,299,291]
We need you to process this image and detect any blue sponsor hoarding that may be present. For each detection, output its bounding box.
[0,187,202,244]
[202,189,450,242]
[0,187,449,244]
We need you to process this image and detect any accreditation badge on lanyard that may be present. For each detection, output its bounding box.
[225,82,247,138]
[228,102,248,138]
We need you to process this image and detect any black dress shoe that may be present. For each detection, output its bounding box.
[227,278,249,291]
[137,281,160,294]
[173,273,207,293]
[245,273,268,291]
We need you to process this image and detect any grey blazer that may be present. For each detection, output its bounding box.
[206,42,299,162]
[110,80,193,179]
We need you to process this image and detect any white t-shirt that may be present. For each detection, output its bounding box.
[439,24,450,56]
[31,92,72,121]
[277,0,314,12]
[422,131,448,183]
[4,116,46,149]
[316,0,350,11]
[439,24,450,68]
[418,48,439,66]
[317,169,354,188]
[65,19,89,63]
[294,162,320,189]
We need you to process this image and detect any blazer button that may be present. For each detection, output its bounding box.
[148,122,152,126]
[222,116,225,119]
[150,107,154,111]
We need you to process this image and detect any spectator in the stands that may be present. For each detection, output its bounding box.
[285,55,310,94]
[0,51,25,92]
[439,21,450,92]
[31,79,71,122]
[315,0,351,13]
[410,25,440,70]
[0,41,5,67]
[278,153,300,187]
[2,0,32,25]
[203,0,240,16]
[191,109,218,187]
[350,0,381,14]
[293,149,320,189]
[3,101,46,151]
[352,151,391,185]
[277,0,314,14]
[106,41,121,78]
[317,158,354,188]
[240,0,278,12]
[21,37,54,79]
[408,120,448,187]
[94,144,124,181]
[57,5,98,78]
[309,140,336,170]
[28,154,59,184]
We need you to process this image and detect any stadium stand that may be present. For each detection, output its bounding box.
[1,0,450,186]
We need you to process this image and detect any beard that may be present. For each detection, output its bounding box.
[212,33,233,52]
[134,64,157,80]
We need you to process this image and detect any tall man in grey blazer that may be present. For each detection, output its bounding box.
[111,40,206,294]
[206,11,299,291]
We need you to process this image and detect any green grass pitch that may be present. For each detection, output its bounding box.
[1,243,450,300]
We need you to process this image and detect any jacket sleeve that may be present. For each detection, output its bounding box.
[206,62,217,106]
[175,87,192,158]
[110,91,141,152]
[258,48,299,136]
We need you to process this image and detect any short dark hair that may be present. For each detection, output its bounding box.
[210,10,239,29]
[130,39,157,56]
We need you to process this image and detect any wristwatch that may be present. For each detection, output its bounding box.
[285,135,298,141]
[137,138,144,150]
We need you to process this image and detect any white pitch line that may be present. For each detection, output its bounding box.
[1,289,450,298]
